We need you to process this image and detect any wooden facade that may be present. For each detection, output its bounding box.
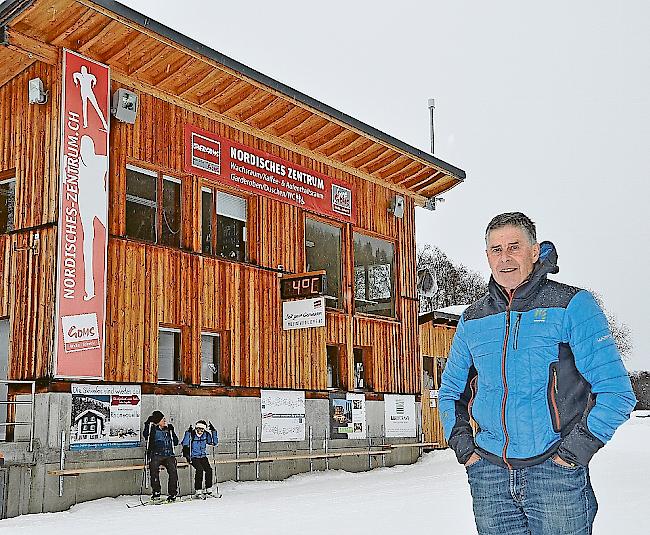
[0,0,465,397]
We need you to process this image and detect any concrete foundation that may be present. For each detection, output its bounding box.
[0,393,425,518]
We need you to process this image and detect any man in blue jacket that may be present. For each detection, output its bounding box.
[439,212,636,535]
[182,419,218,497]
[143,410,179,501]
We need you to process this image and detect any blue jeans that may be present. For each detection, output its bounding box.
[466,457,597,535]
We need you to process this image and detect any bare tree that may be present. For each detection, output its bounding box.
[417,244,487,313]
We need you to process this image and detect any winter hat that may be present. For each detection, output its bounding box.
[150,410,164,424]
[195,420,207,430]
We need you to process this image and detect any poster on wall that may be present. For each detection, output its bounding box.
[184,124,355,223]
[329,392,366,439]
[282,297,325,330]
[384,394,417,438]
[261,390,306,442]
[70,384,141,450]
[54,49,110,379]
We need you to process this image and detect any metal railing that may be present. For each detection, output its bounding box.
[0,379,36,452]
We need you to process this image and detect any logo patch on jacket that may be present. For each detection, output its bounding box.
[533,309,547,322]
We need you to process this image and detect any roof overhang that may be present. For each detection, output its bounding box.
[0,0,466,203]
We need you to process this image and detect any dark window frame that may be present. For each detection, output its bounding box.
[352,230,398,319]
[326,344,344,390]
[200,330,223,385]
[0,169,16,235]
[353,346,374,392]
[201,184,248,262]
[125,164,184,247]
[304,214,344,311]
[157,326,182,383]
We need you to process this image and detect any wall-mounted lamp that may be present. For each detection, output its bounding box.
[388,195,405,218]
[111,88,138,124]
[28,78,48,105]
[423,196,445,211]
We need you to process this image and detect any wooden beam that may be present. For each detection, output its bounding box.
[196,75,238,105]
[50,9,96,46]
[321,132,360,157]
[127,42,170,75]
[290,119,330,144]
[397,167,430,186]
[238,94,278,123]
[404,170,443,190]
[214,84,258,114]
[271,109,312,137]
[344,145,387,167]
[252,102,293,130]
[223,88,266,117]
[329,137,373,160]
[362,152,401,174]
[4,29,58,65]
[149,55,195,86]
[380,161,422,183]
[77,19,119,53]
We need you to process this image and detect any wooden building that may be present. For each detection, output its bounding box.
[0,0,465,515]
[419,310,461,448]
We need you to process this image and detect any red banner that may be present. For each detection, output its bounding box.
[184,125,355,223]
[54,50,110,379]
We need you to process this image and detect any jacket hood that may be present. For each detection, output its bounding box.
[488,240,559,301]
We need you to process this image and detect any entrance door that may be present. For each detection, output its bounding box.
[422,355,447,448]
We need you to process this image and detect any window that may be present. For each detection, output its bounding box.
[305,218,342,308]
[158,327,181,382]
[201,332,221,384]
[353,233,396,317]
[160,176,181,247]
[353,347,373,391]
[0,318,9,441]
[423,356,435,389]
[326,345,342,389]
[0,173,16,234]
[125,165,182,246]
[202,187,247,261]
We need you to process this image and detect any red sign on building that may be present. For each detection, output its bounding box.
[184,124,355,223]
[54,50,110,379]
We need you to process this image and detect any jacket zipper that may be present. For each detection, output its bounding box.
[512,313,522,350]
[550,367,561,431]
[468,375,479,421]
[500,288,518,469]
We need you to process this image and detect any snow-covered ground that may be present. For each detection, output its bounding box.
[3,412,649,534]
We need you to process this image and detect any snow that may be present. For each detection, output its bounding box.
[436,304,469,317]
[3,412,649,534]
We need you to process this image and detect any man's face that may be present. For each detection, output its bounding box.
[486,225,540,291]
[158,417,167,428]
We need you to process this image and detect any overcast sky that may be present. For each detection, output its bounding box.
[124,0,649,371]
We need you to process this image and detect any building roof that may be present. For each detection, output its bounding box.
[0,0,466,204]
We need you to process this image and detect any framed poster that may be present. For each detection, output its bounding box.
[329,392,366,439]
[70,384,141,450]
[384,394,417,438]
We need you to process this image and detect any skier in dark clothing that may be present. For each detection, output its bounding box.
[143,410,179,501]
[181,420,218,497]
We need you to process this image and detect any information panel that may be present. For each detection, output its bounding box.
[261,390,306,442]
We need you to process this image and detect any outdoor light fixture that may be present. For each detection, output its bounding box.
[388,195,405,218]
[111,88,138,124]
[28,77,48,104]
[423,196,445,211]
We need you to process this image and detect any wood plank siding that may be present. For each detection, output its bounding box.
[0,0,464,396]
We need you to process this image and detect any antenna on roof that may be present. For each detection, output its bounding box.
[428,98,436,154]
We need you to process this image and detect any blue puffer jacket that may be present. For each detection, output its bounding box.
[439,242,636,468]
[143,423,179,457]
[181,427,218,460]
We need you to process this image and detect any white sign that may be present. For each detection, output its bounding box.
[282,297,325,330]
[70,384,141,450]
[384,394,417,438]
[429,389,439,409]
[261,390,306,442]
